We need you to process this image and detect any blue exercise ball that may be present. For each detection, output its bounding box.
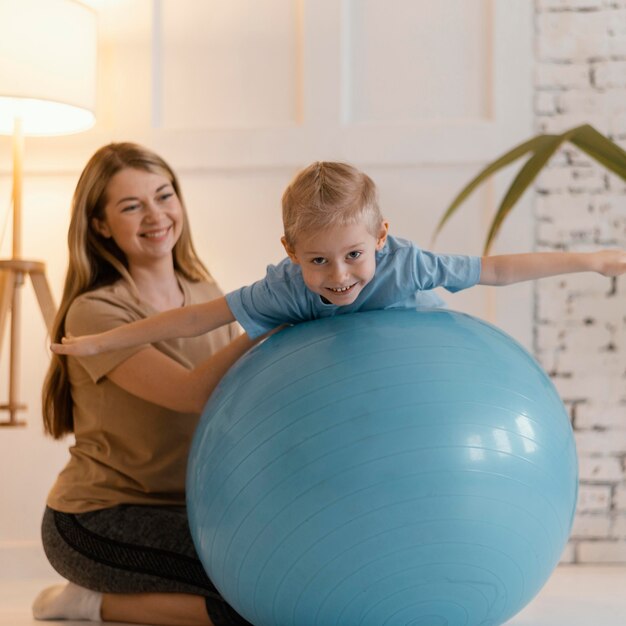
[188,309,578,626]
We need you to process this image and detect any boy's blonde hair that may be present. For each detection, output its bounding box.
[282,162,383,246]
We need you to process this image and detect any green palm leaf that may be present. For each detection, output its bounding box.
[483,134,566,253]
[431,134,552,245]
[568,124,626,181]
[433,124,625,254]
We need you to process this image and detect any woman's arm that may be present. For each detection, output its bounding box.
[51,296,235,356]
[106,328,278,414]
[479,249,626,286]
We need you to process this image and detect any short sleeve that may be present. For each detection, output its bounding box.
[66,293,150,383]
[225,280,291,339]
[226,286,275,339]
[413,249,481,293]
[225,261,310,339]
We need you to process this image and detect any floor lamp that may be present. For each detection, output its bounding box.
[0,0,97,426]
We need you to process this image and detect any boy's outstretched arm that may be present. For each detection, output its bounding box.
[479,249,626,286]
[51,296,236,357]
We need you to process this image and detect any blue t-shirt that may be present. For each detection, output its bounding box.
[226,235,481,338]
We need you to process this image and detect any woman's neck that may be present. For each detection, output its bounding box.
[129,260,184,312]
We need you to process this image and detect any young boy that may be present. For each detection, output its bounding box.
[52,161,626,356]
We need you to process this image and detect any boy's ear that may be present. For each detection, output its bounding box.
[281,236,300,264]
[376,221,390,250]
[92,217,112,239]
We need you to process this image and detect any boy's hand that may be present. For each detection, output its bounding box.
[592,249,626,277]
[50,334,106,357]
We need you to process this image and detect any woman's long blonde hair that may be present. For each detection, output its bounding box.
[42,142,213,438]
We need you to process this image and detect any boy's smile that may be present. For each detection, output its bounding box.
[282,221,389,306]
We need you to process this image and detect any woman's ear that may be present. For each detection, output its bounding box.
[281,236,300,264]
[376,221,390,250]
[91,217,111,239]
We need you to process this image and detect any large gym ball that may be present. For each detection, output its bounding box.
[188,309,578,626]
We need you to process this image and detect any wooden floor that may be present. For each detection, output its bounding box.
[3,566,626,625]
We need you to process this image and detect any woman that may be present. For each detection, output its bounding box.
[33,143,262,625]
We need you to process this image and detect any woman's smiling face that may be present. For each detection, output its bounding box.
[94,167,183,268]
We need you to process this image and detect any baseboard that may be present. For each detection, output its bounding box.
[0,541,58,579]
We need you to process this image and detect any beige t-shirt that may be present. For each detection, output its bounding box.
[47,275,235,513]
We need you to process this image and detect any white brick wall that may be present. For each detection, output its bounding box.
[535,0,626,563]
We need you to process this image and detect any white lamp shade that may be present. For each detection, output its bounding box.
[0,0,97,136]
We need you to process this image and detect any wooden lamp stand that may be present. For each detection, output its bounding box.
[0,120,56,427]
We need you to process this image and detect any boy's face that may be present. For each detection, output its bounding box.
[282,221,389,306]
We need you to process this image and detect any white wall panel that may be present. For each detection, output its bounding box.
[344,0,491,124]
[180,169,289,291]
[161,0,302,129]
[97,0,153,130]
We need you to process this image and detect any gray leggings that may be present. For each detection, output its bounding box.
[41,505,251,626]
